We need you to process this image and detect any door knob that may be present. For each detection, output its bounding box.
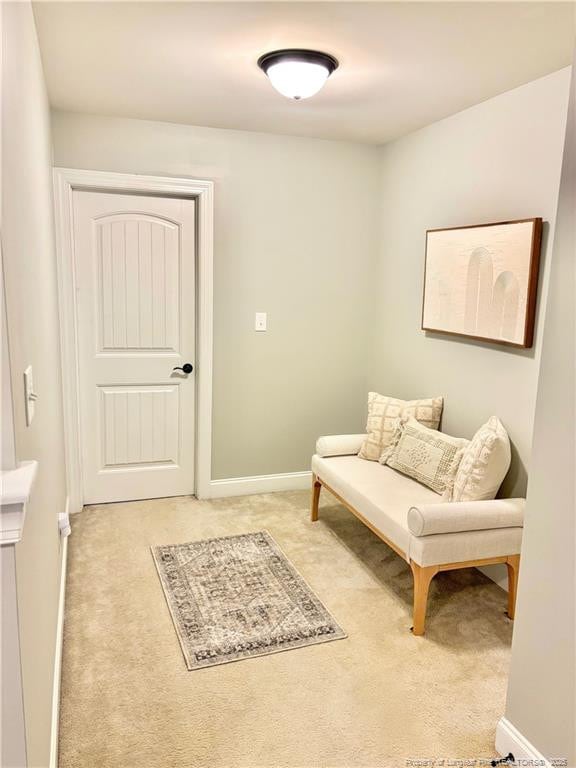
[172,363,193,374]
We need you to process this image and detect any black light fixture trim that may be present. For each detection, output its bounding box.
[257,49,339,76]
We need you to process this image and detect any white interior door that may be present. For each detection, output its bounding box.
[73,190,196,504]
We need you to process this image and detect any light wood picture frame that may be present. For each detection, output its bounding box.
[422,218,542,348]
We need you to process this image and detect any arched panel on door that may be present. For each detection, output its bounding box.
[93,213,181,353]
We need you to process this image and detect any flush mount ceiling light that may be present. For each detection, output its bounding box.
[257,49,339,100]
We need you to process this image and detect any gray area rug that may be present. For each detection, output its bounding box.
[152,531,347,670]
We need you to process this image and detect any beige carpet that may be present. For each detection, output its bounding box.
[59,490,513,768]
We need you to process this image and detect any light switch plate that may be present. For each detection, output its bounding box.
[255,312,267,332]
[23,366,37,426]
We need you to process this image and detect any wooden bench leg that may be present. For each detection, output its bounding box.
[311,474,322,522]
[410,562,438,636]
[506,554,520,619]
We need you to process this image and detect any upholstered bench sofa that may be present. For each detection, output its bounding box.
[311,432,524,635]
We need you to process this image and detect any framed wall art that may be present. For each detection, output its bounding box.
[422,218,542,348]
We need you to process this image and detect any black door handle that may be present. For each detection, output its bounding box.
[172,363,193,374]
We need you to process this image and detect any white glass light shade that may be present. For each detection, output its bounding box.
[258,50,339,101]
[266,60,331,100]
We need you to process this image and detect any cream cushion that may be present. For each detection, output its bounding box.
[315,434,366,458]
[452,417,511,501]
[381,417,468,496]
[408,526,523,567]
[311,452,523,567]
[358,392,444,461]
[311,454,439,556]
[407,498,525,536]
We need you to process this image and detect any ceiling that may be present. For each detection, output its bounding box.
[33,2,574,145]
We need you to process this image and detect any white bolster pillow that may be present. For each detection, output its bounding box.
[408,498,525,537]
[315,434,367,458]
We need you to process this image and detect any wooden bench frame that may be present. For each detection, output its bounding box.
[311,473,520,635]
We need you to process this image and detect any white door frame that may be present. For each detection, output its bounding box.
[53,168,214,511]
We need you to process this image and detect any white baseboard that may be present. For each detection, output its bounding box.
[495,716,552,767]
[207,471,312,499]
[478,563,509,592]
[49,501,70,768]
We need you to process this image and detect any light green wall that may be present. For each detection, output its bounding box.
[370,68,570,499]
[51,111,381,480]
[368,68,570,588]
[51,70,571,490]
[2,2,68,764]
[505,60,575,763]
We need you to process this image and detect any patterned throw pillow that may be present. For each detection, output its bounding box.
[381,418,469,496]
[358,392,444,461]
[452,417,511,501]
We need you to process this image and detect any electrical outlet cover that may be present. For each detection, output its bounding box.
[255,312,267,332]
